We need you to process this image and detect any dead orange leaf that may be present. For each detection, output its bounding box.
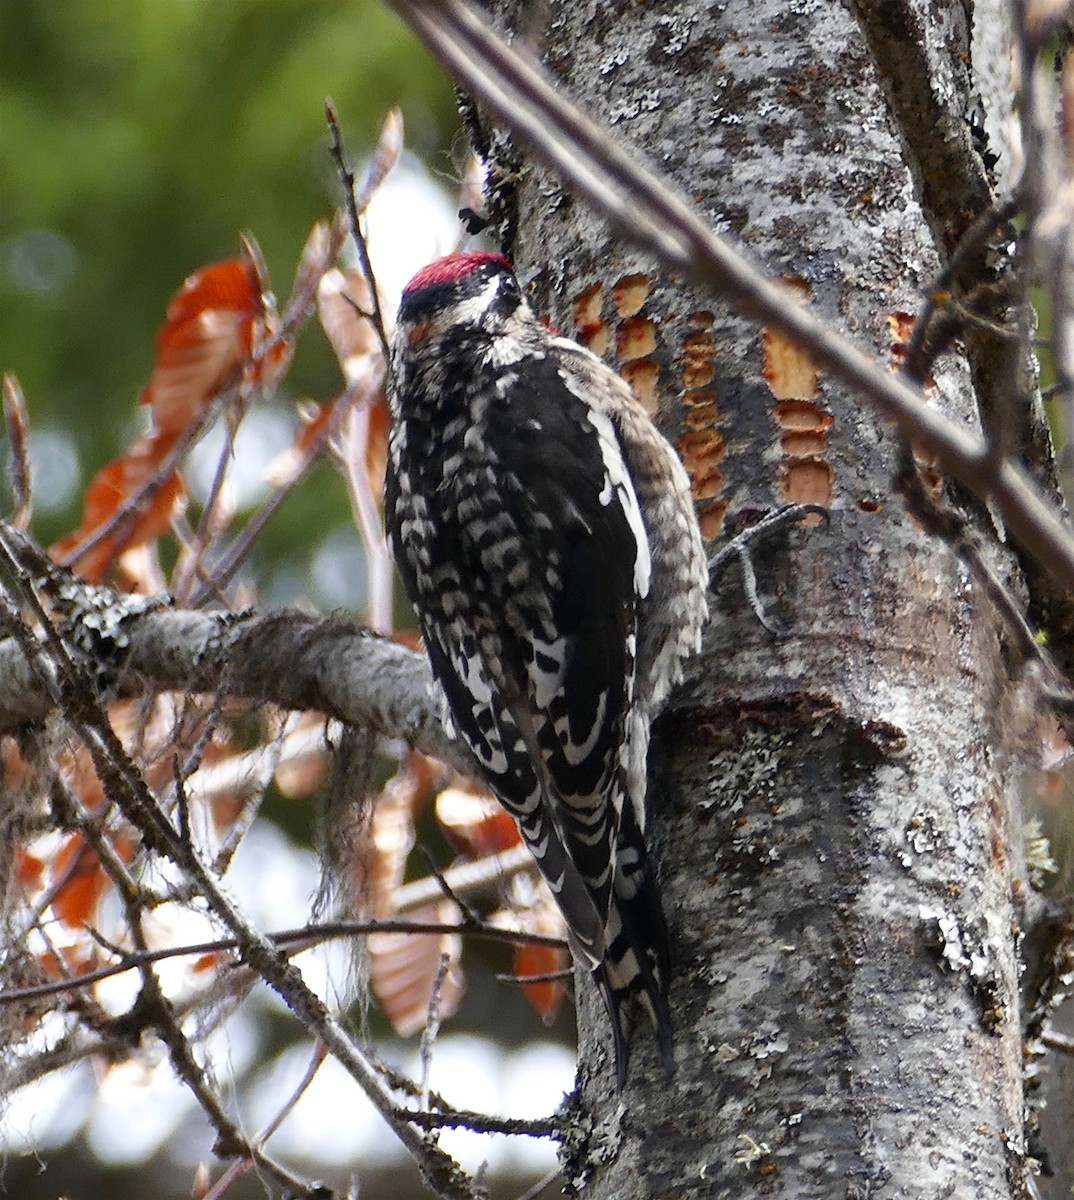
[53,243,292,580]
[436,786,520,857]
[143,251,290,433]
[513,940,568,1024]
[14,847,45,891]
[51,833,108,929]
[50,428,185,582]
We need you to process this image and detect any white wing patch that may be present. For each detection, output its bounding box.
[584,406,652,600]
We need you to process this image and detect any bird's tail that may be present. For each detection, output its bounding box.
[592,801,673,1089]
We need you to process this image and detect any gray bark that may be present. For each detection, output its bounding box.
[492,1,1035,1196]
[0,601,463,767]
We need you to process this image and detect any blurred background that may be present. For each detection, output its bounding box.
[1,0,460,592]
[0,2,575,1197]
[4,4,1073,1200]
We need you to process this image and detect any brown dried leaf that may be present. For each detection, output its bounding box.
[365,764,423,915]
[367,898,465,1037]
[318,268,378,382]
[290,219,335,310]
[354,106,405,214]
[274,757,327,800]
[2,373,32,528]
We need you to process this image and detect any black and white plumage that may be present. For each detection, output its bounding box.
[384,251,707,1084]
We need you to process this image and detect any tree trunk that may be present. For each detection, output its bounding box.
[492,1,1034,1195]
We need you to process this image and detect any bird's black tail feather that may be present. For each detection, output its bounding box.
[592,804,673,1089]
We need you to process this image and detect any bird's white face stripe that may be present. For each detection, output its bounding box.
[446,275,502,327]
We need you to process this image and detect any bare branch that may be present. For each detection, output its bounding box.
[400,1107,559,1139]
[0,541,482,1198]
[394,844,535,913]
[903,192,1023,383]
[513,1167,562,1200]
[0,537,464,771]
[388,0,1074,598]
[325,100,393,363]
[0,917,567,1005]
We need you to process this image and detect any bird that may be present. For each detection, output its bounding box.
[384,251,707,1085]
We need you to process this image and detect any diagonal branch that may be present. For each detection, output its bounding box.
[0,916,567,1005]
[0,529,465,770]
[387,0,1074,598]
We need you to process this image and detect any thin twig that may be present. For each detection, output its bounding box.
[420,844,484,924]
[325,100,392,363]
[48,774,141,908]
[0,917,567,1004]
[53,396,219,575]
[190,371,376,607]
[708,504,828,634]
[88,763,319,1198]
[11,767,136,938]
[419,952,452,1107]
[400,1107,559,1138]
[165,840,482,1198]
[0,528,481,1198]
[210,711,299,875]
[268,1042,330,1143]
[495,968,573,985]
[395,843,536,913]
[171,412,241,605]
[895,451,1069,689]
[514,1167,562,1200]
